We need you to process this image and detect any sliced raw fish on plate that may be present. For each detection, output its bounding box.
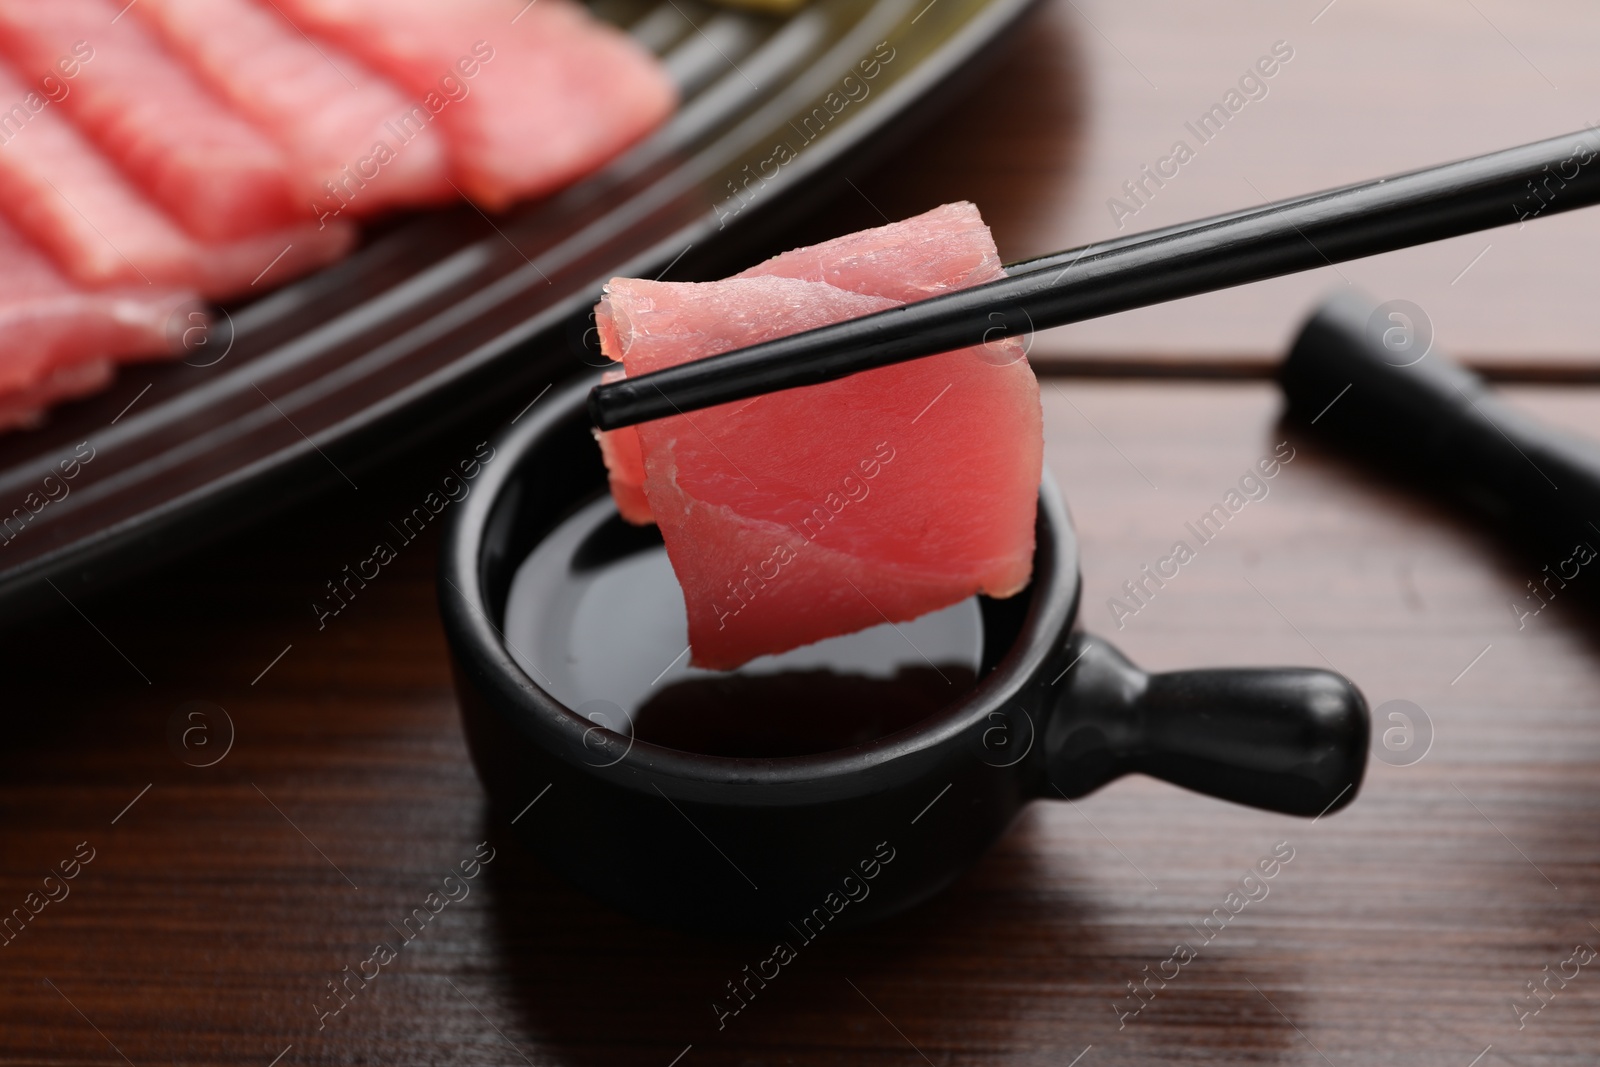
[0,0,302,240]
[734,202,1011,300]
[0,359,114,433]
[133,0,453,218]
[0,216,191,427]
[0,62,352,299]
[273,0,677,209]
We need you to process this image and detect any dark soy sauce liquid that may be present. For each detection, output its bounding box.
[502,496,984,758]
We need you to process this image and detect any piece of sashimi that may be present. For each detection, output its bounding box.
[592,368,653,524]
[734,201,1008,301]
[0,359,114,432]
[0,217,191,423]
[611,276,1039,669]
[134,0,452,217]
[0,63,353,300]
[596,201,1017,525]
[595,234,1041,669]
[0,215,192,394]
[0,0,301,240]
[274,0,676,209]
[605,274,1037,577]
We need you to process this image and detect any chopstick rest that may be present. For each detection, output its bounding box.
[1281,290,1600,569]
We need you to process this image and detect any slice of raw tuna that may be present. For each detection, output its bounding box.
[0,62,353,300]
[134,0,453,219]
[594,203,1041,669]
[0,0,302,240]
[0,216,191,428]
[273,0,676,209]
[733,201,1010,300]
[593,367,654,524]
[0,360,114,432]
[597,202,1019,525]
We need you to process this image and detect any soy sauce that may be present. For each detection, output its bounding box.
[502,496,983,758]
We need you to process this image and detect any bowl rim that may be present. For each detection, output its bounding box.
[438,374,1080,799]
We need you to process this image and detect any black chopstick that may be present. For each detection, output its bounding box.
[589,128,1600,431]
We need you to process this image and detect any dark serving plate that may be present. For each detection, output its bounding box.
[0,0,1035,625]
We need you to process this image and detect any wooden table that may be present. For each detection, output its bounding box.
[5,1,1599,1063]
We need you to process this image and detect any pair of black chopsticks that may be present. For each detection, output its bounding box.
[589,128,1600,431]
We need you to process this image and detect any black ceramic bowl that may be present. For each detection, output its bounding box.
[440,377,1369,935]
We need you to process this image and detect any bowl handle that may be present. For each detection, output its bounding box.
[1042,633,1369,817]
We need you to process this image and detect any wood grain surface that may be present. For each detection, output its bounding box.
[6,0,1600,1063]
[837,0,1600,370]
[4,378,1598,1065]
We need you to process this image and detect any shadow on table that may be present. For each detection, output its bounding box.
[1281,407,1600,631]
[476,804,1312,1066]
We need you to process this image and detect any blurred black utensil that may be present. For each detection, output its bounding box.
[592,127,1600,430]
[1281,289,1600,561]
